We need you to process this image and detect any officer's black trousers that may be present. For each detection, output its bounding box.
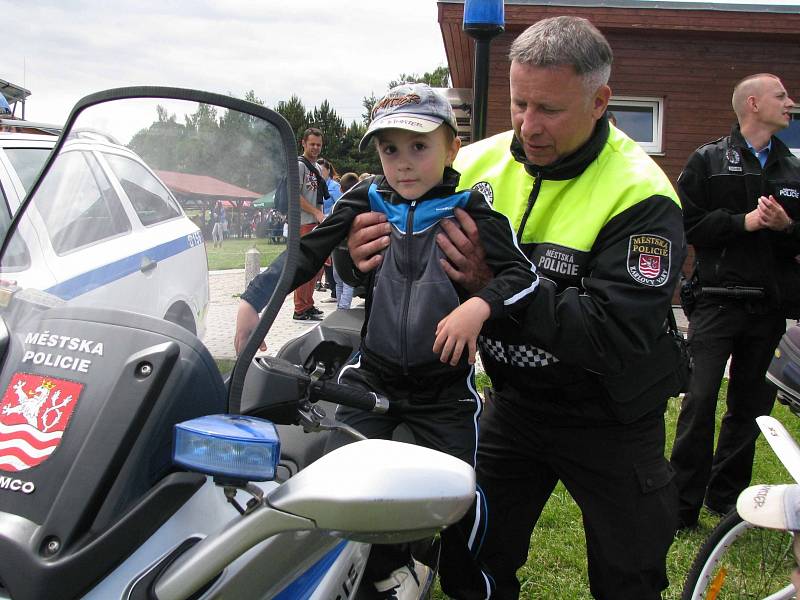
[671,300,786,525]
[476,391,677,600]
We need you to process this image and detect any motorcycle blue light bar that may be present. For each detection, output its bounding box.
[173,414,281,481]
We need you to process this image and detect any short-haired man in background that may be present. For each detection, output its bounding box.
[671,74,800,530]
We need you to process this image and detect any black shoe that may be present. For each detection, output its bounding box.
[307,306,323,316]
[293,311,322,321]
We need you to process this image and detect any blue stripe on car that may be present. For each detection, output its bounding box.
[45,234,196,300]
[273,541,347,599]
[368,183,471,234]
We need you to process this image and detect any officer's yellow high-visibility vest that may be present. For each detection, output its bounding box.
[454,128,680,252]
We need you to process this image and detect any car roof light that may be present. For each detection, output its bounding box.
[173,414,280,482]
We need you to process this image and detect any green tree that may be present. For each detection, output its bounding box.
[362,93,378,126]
[309,99,346,169]
[274,95,310,149]
[388,65,451,89]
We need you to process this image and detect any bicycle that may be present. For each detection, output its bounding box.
[681,415,800,600]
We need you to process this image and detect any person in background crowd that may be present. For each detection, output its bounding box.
[211,202,223,248]
[293,127,327,321]
[671,73,800,529]
[331,172,359,310]
[345,17,686,599]
[317,157,342,300]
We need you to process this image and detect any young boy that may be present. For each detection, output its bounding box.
[236,83,537,599]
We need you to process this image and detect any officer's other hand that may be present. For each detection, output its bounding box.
[745,207,765,231]
[437,208,492,293]
[234,300,267,355]
[757,195,794,231]
[348,211,391,273]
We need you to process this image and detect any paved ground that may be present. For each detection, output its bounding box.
[202,268,694,362]
[203,269,360,360]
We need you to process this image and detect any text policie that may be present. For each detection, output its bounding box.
[21,331,104,374]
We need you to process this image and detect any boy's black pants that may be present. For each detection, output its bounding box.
[329,353,493,599]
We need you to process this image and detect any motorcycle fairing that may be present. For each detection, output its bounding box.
[0,306,224,600]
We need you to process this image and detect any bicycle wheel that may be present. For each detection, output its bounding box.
[681,509,796,600]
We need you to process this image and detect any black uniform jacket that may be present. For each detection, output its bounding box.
[679,124,800,311]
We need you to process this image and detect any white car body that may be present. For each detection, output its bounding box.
[0,130,209,338]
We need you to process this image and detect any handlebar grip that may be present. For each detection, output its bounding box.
[311,380,389,413]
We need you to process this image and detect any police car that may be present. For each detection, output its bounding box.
[0,122,209,338]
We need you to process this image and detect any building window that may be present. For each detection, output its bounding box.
[607,97,663,154]
[776,108,800,157]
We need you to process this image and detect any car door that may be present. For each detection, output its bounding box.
[99,149,209,336]
[24,144,156,315]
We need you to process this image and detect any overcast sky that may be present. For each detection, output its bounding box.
[3,0,447,127]
[4,0,798,128]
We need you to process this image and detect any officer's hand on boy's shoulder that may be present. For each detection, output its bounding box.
[348,212,391,272]
[437,209,492,293]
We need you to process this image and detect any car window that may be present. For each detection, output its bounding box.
[103,153,181,226]
[0,180,29,269]
[4,148,52,192]
[35,150,130,254]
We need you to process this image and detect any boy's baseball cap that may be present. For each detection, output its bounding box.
[359,83,458,151]
[736,484,800,531]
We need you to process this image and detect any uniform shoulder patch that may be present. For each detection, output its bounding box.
[471,181,494,206]
[627,234,671,287]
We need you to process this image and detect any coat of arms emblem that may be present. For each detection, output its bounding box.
[0,373,83,472]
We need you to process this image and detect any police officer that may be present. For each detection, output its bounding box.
[671,73,800,529]
[347,16,686,599]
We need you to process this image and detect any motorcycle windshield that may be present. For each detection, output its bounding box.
[0,95,291,361]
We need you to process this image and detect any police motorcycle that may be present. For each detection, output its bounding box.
[0,88,475,600]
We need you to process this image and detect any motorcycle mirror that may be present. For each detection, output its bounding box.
[267,438,476,540]
[0,88,300,409]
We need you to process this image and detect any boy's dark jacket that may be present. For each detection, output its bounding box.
[242,168,538,376]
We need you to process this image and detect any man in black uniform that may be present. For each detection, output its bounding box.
[671,73,800,529]
[347,16,687,599]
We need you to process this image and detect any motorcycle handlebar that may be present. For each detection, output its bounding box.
[310,380,389,414]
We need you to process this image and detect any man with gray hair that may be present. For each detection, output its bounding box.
[346,15,685,598]
[671,73,800,531]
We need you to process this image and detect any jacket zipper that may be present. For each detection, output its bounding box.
[401,201,416,374]
[516,171,543,243]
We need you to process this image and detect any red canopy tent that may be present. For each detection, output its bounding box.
[155,170,262,238]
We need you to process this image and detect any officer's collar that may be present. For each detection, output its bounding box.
[373,166,462,202]
[730,123,792,168]
[510,113,610,181]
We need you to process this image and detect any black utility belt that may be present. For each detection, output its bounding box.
[697,286,765,300]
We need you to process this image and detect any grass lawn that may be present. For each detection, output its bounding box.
[205,238,285,271]
[434,377,800,599]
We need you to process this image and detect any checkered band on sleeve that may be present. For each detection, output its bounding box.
[478,336,560,368]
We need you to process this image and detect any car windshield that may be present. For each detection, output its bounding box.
[0,97,289,364]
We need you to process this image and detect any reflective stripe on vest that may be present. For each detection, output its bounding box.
[454,129,680,252]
